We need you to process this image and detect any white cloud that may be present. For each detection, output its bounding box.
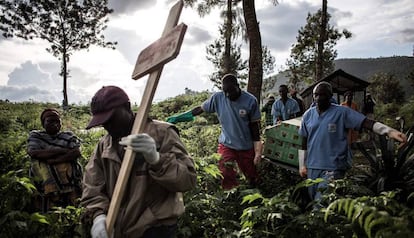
[0,38,55,85]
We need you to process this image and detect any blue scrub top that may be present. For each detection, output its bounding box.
[298,104,365,170]
[202,91,261,150]
[271,98,300,123]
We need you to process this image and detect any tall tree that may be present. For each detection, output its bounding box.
[185,0,244,75]
[262,45,276,78]
[0,0,116,108]
[206,26,275,90]
[224,0,233,73]
[242,0,262,101]
[315,0,327,81]
[185,0,278,100]
[287,7,351,84]
[241,0,278,101]
[206,23,248,89]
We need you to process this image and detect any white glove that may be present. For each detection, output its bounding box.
[372,122,395,135]
[91,214,108,238]
[298,149,307,177]
[119,133,160,165]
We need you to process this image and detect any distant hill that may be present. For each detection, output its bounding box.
[264,56,414,98]
[333,56,414,82]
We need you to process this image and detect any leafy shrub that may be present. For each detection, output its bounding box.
[2,93,414,237]
[0,170,49,237]
[325,191,414,238]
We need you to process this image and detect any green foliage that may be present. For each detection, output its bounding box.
[2,93,414,237]
[0,101,99,172]
[355,133,414,202]
[0,170,48,237]
[0,101,58,134]
[205,31,276,90]
[407,65,414,89]
[150,91,210,120]
[261,75,277,101]
[374,102,401,127]
[237,178,356,238]
[262,46,276,77]
[287,8,352,84]
[368,72,405,104]
[0,102,99,237]
[45,206,84,238]
[399,97,414,129]
[206,22,248,88]
[0,169,85,237]
[325,191,414,238]
[177,153,242,238]
[239,189,301,237]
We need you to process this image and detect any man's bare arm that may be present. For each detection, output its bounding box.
[249,121,262,165]
[191,106,204,116]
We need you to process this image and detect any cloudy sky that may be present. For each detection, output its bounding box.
[0,0,413,105]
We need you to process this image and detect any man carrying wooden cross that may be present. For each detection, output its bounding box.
[81,86,196,237]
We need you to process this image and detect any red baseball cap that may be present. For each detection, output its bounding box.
[86,86,130,129]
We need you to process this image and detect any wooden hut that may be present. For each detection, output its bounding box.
[299,69,370,110]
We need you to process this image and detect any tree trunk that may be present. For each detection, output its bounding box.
[315,0,327,82]
[62,52,68,109]
[61,31,69,109]
[224,0,232,73]
[243,0,262,101]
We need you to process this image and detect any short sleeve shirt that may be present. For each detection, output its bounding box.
[202,91,261,150]
[271,98,300,123]
[298,104,365,170]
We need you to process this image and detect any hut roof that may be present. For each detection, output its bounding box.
[300,69,370,97]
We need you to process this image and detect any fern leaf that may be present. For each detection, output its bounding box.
[338,198,348,212]
[30,212,49,224]
[347,199,357,220]
[241,193,264,205]
[324,200,338,222]
[367,216,390,238]
[364,211,378,238]
[351,204,363,223]
[343,198,351,214]
[358,207,375,227]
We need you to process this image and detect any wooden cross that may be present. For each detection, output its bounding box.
[106,0,187,234]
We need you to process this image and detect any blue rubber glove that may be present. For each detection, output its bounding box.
[166,110,194,124]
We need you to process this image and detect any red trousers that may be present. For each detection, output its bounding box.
[217,144,259,190]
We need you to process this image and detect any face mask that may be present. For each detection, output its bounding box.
[313,88,332,112]
[44,117,61,135]
[224,85,240,101]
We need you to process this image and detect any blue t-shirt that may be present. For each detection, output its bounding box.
[202,91,261,150]
[298,104,365,170]
[271,98,300,123]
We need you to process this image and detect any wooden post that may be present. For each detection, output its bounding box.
[105,1,186,234]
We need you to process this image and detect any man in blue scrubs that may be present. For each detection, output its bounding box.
[298,82,407,203]
[271,84,300,124]
[168,74,262,190]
